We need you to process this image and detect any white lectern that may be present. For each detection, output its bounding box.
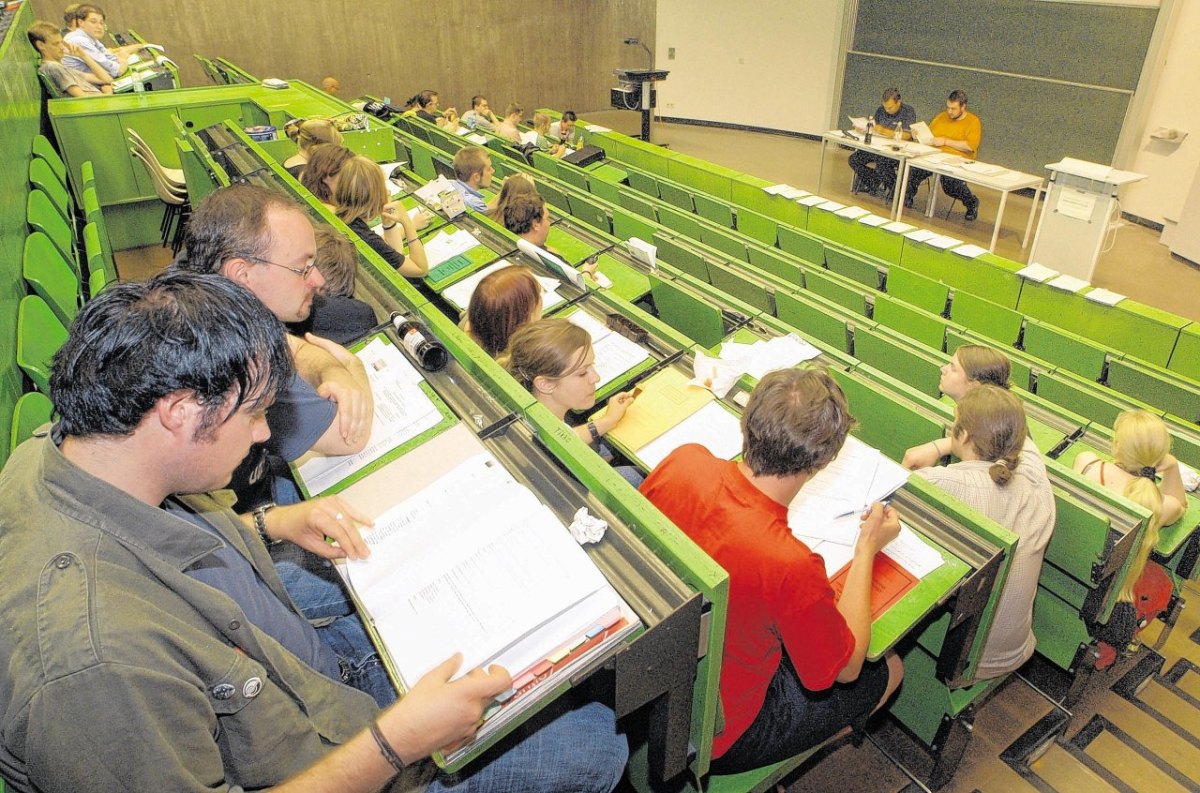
[1028,158,1145,281]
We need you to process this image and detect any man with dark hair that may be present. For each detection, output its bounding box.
[414,89,458,128]
[848,88,916,197]
[461,94,499,132]
[0,271,554,792]
[504,193,551,246]
[452,145,495,212]
[904,89,984,220]
[640,368,904,774]
[175,183,373,465]
[550,110,578,145]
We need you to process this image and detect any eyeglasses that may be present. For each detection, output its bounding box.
[240,253,319,280]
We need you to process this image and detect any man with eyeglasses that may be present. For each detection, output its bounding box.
[62,4,148,78]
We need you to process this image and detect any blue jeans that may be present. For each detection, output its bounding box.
[428,699,628,793]
[278,550,630,793]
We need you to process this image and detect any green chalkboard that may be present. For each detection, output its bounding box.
[853,0,1157,90]
[842,1,1160,177]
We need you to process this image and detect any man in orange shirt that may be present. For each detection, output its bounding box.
[904,90,983,221]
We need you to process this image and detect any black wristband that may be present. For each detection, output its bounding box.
[369,722,406,774]
[587,420,601,444]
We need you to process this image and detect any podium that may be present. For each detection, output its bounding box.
[1028,158,1145,280]
[611,68,670,142]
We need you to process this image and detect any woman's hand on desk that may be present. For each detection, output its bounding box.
[902,439,946,470]
[264,497,374,560]
[381,653,513,765]
[599,390,637,431]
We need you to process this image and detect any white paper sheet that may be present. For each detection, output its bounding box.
[1046,274,1089,293]
[294,339,444,494]
[636,401,743,470]
[424,228,482,267]
[859,214,890,227]
[817,200,846,212]
[882,221,916,234]
[797,194,827,207]
[927,235,963,250]
[567,311,652,390]
[904,229,937,243]
[952,244,989,259]
[441,259,564,312]
[835,205,871,219]
[1084,287,1126,306]
[1017,262,1059,282]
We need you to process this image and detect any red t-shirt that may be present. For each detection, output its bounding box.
[640,445,855,757]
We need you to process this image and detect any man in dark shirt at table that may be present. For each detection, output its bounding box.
[848,88,916,198]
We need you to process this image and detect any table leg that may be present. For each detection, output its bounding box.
[990,190,1008,252]
[817,139,828,198]
[926,174,940,218]
[1021,187,1042,249]
[890,159,905,221]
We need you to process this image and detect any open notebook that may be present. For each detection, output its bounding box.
[339,437,639,768]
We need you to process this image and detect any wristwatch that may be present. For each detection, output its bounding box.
[252,503,279,546]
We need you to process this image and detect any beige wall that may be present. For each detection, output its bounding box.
[33,0,654,114]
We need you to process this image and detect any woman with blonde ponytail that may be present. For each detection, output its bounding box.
[916,385,1056,680]
[1074,411,1185,660]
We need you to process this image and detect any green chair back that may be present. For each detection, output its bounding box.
[23,232,81,326]
[11,392,55,452]
[80,160,96,192]
[82,187,114,270]
[17,296,70,393]
[88,267,111,298]
[26,190,77,273]
[32,135,68,184]
[29,158,73,223]
[886,267,949,315]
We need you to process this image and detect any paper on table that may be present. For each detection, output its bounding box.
[740,334,821,379]
[904,229,937,243]
[377,162,408,196]
[567,311,652,390]
[294,338,443,494]
[764,184,808,199]
[909,121,934,146]
[413,176,454,204]
[347,467,617,683]
[882,523,944,579]
[787,435,910,543]
[466,133,488,145]
[691,350,743,398]
[848,116,869,130]
[442,259,564,312]
[797,194,827,207]
[519,130,539,146]
[882,221,916,234]
[835,205,871,219]
[424,229,481,267]
[1017,262,1059,282]
[1046,274,1089,293]
[796,522,942,581]
[960,162,1007,177]
[952,244,989,258]
[1085,287,1126,306]
[608,367,711,451]
[817,200,846,212]
[635,400,743,470]
[927,235,963,249]
[585,125,611,133]
[859,214,890,227]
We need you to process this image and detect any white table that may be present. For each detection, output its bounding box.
[818,131,939,220]
[898,153,1045,253]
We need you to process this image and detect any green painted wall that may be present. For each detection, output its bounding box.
[0,3,44,466]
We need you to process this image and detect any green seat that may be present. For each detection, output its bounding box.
[695,193,735,228]
[776,290,851,353]
[625,168,659,198]
[803,267,869,316]
[588,177,621,206]
[734,207,777,246]
[777,225,824,264]
[409,144,437,180]
[747,247,803,287]
[80,160,96,192]
[612,209,657,243]
[1105,357,1200,423]
[699,226,749,262]
[657,179,695,212]
[11,392,55,452]
[872,293,951,351]
[1167,324,1200,381]
[83,186,114,269]
[618,191,658,221]
[705,739,832,793]
[556,164,590,191]
[29,158,74,225]
[23,233,81,326]
[853,325,946,398]
[947,290,1024,346]
[565,193,609,233]
[33,134,68,185]
[27,189,78,272]
[530,151,560,179]
[83,222,116,284]
[708,265,772,313]
[89,267,111,298]
[825,246,883,289]
[1022,320,1108,381]
[652,233,709,282]
[656,206,706,242]
[887,267,949,315]
[17,296,70,393]
[649,275,724,347]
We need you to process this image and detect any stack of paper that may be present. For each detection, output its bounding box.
[442,259,564,313]
[798,195,827,207]
[882,221,916,234]
[414,176,455,204]
[763,184,810,199]
[567,311,653,390]
[294,338,446,495]
[835,206,871,220]
[904,229,937,243]
[344,453,638,761]
[691,334,822,397]
[424,228,482,267]
[1016,262,1059,282]
[951,244,989,259]
[1046,274,1089,293]
[606,368,743,470]
[1084,287,1126,306]
[859,214,890,228]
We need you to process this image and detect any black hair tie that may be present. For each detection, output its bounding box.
[1140,466,1157,479]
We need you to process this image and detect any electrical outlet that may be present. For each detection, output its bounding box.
[668,47,675,59]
